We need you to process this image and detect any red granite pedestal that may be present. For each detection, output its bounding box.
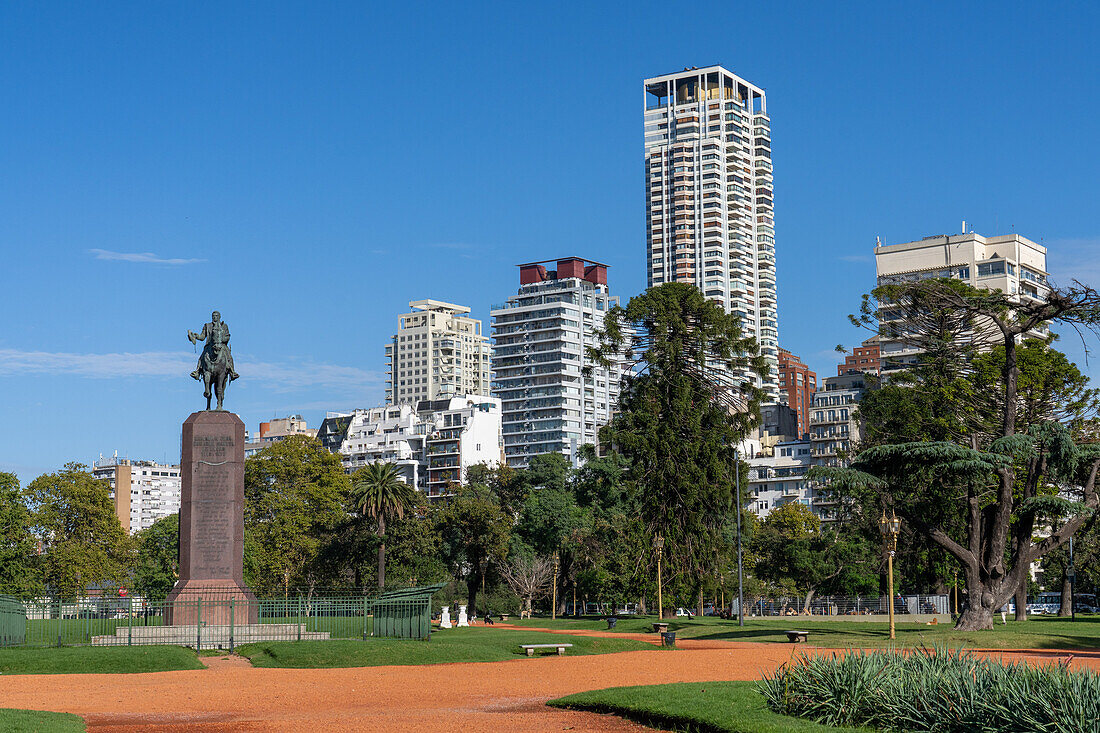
[166,411,258,625]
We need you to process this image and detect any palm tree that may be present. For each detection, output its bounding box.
[351,462,418,591]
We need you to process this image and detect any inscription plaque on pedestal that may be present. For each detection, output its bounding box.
[166,411,258,625]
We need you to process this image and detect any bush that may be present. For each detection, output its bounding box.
[758,645,1100,732]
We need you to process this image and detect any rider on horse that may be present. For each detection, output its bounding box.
[189,311,240,382]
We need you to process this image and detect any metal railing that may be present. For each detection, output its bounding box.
[736,594,949,617]
[7,590,435,650]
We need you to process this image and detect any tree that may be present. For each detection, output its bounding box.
[131,513,178,601]
[840,278,1100,630]
[499,552,555,616]
[0,472,39,594]
[24,463,131,597]
[751,503,876,608]
[465,462,530,516]
[593,283,763,614]
[244,436,349,596]
[437,484,511,615]
[351,462,418,591]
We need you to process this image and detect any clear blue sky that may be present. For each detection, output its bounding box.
[2,1,1098,481]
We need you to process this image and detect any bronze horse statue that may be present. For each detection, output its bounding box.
[188,311,240,411]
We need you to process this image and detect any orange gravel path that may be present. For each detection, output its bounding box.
[2,629,1096,732]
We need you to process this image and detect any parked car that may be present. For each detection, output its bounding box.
[674,607,695,617]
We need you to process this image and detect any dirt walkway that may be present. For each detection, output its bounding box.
[2,631,1095,732]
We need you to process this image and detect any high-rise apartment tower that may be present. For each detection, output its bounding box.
[644,65,778,398]
[385,300,491,405]
[491,258,630,468]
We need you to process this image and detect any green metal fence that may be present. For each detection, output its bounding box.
[11,586,443,650]
[0,594,27,646]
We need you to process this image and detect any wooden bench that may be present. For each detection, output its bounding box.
[786,630,810,643]
[499,614,510,621]
[520,643,573,657]
[652,622,669,633]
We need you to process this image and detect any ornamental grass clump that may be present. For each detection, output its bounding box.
[757,645,1100,733]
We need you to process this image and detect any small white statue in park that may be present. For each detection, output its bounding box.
[440,606,452,629]
[457,604,469,627]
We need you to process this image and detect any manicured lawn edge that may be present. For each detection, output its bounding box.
[0,645,205,675]
[549,681,875,733]
[0,709,86,733]
[237,628,654,668]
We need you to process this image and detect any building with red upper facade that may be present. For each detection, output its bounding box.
[777,348,816,439]
[838,336,881,376]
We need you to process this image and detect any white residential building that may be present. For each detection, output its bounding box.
[747,439,837,522]
[808,371,867,468]
[644,65,779,399]
[325,395,502,500]
[875,232,1049,372]
[385,300,491,406]
[491,258,630,468]
[92,456,181,534]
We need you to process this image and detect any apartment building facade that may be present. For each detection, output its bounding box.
[644,65,779,399]
[385,300,491,405]
[777,348,816,438]
[92,456,181,534]
[490,258,630,468]
[324,395,502,500]
[808,371,867,467]
[839,336,881,376]
[875,232,1049,371]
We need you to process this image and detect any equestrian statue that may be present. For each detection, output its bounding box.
[188,310,240,410]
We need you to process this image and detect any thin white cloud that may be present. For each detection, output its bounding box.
[0,349,384,392]
[89,249,206,265]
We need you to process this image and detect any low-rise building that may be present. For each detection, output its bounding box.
[244,415,317,457]
[92,456,181,534]
[747,439,836,522]
[327,395,503,500]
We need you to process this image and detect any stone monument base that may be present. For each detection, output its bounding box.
[165,579,259,626]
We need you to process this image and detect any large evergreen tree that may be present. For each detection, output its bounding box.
[0,472,40,594]
[593,283,763,615]
[837,278,1100,630]
[130,513,179,601]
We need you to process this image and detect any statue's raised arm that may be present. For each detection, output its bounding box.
[188,311,239,411]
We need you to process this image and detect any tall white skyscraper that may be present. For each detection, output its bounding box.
[491,258,630,468]
[644,65,778,398]
[385,300,491,406]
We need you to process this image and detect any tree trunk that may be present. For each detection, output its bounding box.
[467,575,479,620]
[1014,582,1028,622]
[697,586,704,618]
[803,588,816,613]
[1059,573,1073,617]
[955,602,995,631]
[376,515,386,591]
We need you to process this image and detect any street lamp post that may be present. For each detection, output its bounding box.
[551,551,560,621]
[655,534,664,620]
[880,511,901,640]
[735,448,745,627]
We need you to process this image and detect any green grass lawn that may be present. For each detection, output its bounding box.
[237,626,655,668]
[0,645,205,675]
[515,614,1100,650]
[549,681,874,733]
[0,710,85,733]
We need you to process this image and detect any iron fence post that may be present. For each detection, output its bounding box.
[230,599,235,653]
[297,596,302,642]
[127,596,132,646]
[56,599,61,647]
[363,596,368,640]
[197,597,202,651]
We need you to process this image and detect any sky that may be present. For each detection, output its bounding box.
[2,1,1099,481]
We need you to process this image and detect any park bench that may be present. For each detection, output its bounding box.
[499,614,510,621]
[520,643,573,656]
[652,622,669,633]
[785,630,810,643]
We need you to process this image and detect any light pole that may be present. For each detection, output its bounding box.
[735,448,745,627]
[880,511,901,640]
[1069,536,1076,622]
[953,569,958,616]
[551,551,560,620]
[655,534,664,620]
